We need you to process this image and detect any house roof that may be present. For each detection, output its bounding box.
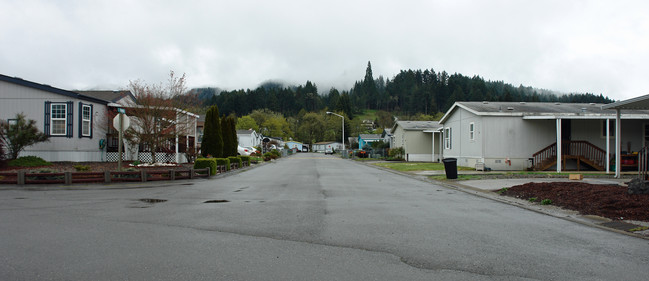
[601,94,649,110]
[237,129,258,135]
[74,90,135,104]
[0,74,108,104]
[393,120,442,131]
[440,101,649,123]
[359,134,382,140]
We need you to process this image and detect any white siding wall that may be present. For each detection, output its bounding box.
[0,80,108,162]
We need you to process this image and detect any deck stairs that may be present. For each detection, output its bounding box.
[533,141,606,171]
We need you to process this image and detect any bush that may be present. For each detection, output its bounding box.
[541,199,553,205]
[8,156,51,167]
[215,158,231,171]
[73,164,91,172]
[228,156,242,168]
[194,158,217,175]
[270,149,281,158]
[238,155,250,166]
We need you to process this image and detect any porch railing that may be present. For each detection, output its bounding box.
[532,140,606,171]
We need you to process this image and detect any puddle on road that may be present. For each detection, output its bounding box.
[139,198,168,203]
[204,199,230,203]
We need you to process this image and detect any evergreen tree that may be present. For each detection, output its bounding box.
[201,105,223,157]
[221,115,237,157]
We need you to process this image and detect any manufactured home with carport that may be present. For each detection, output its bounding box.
[439,101,649,171]
[391,121,443,162]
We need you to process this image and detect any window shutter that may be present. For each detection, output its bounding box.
[89,104,93,138]
[67,101,74,138]
[78,102,83,138]
[44,101,51,136]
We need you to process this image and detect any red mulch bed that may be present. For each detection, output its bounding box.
[500,182,649,221]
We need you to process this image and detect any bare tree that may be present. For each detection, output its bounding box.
[123,71,194,163]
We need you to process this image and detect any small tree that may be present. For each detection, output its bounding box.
[0,113,49,160]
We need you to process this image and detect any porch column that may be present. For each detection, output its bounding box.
[175,113,180,163]
[431,132,435,162]
[606,118,610,173]
[615,109,621,178]
[556,118,562,173]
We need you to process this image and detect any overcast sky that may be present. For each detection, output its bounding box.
[1,0,647,101]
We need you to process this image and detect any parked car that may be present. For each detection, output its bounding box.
[238,146,253,156]
[245,146,260,155]
[325,146,334,155]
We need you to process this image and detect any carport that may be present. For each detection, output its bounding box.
[602,94,649,178]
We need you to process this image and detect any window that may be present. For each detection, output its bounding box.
[51,104,67,136]
[444,127,452,149]
[44,101,73,137]
[79,103,93,138]
[469,122,475,141]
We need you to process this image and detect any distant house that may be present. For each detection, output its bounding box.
[0,74,198,163]
[358,134,383,149]
[391,121,443,162]
[439,101,649,171]
[75,90,136,106]
[285,141,303,151]
[381,128,394,148]
[312,141,342,152]
[237,129,262,148]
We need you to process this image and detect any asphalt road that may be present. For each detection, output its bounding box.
[1,153,648,280]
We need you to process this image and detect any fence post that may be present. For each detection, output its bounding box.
[170,170,175,180]
[64,172,72,185]
[206,167,211,177]
[141,170,146,182]
[17,171,25,185]
[189,168,194,179]
[104,171,111,183]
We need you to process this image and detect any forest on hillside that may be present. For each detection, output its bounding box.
[198,61,613,120]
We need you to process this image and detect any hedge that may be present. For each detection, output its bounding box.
[228,156,242,168]
[215,158,230,171]
[238,155,250,166]
[194,158,217,175]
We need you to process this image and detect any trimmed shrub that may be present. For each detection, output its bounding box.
[8,156,52,167]
[215,158,231,171]
[238,155,250,166]
[194,158,217,175]
[228,156,242,168]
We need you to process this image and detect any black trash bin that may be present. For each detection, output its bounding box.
[442,158,458,179]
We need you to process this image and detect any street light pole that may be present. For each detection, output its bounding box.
[326,112,344,151]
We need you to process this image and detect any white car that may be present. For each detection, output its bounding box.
[238,146,253,156]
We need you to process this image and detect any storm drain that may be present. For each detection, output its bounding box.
[204,200,229,203]
[600,221,643,232]
[139,198,168,204]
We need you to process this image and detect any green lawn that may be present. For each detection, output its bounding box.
[372,162,474,172]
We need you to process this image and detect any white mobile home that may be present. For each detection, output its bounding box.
[439,101,649,171]
[0,74,109,162]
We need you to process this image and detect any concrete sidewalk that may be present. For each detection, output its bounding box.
[460,177,629,191]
